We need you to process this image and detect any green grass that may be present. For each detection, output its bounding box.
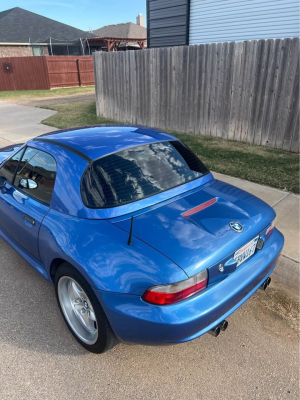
[41,100,116,128]
[0,86,95,101]
[175,133,299,193]
[41,100,300,194]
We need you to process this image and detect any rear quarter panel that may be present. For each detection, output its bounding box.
[39,210,187,295]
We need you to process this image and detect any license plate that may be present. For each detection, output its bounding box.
[234,236,259,267]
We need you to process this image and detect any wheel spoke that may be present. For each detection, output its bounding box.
[81,311,91,328]
[88,309,96,322]
[70,281,85,300]
[58,276,98,344]
[73,304,91,330]
[73,303,83,314]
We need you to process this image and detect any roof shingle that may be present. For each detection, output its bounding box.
[93,22,146,39]
[0,7,95,43]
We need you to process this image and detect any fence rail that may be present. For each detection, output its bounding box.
[0,56,94,91]
[94,38,299,152]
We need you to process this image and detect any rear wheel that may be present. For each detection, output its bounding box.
[55,263,118,353]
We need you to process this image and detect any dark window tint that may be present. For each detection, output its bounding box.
[0,148,24,183]
[14,147,57,205]
[81,141,209,208]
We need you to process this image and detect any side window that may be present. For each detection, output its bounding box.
[14,147,57,205]
[0,148,24,183]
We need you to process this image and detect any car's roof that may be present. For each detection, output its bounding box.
[31,125,178,162]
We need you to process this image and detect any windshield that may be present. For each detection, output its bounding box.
[81,140,209,209]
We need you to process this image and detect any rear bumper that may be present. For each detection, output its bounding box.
[97,228,284,345]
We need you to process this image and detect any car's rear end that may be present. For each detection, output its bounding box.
[79,138,284,345]
[98,217,282,345]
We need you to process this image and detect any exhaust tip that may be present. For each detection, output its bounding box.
[208,326,221,337]
[260,280,268,290]
[219,320,228,331]
[260,276,272,290]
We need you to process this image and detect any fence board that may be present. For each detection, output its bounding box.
[249,40,266,145]
[180,46,189,133]
[228,42,243,140]
[260,39,283,146]
[267,38,292,148]
[198,44,207,135]
[243,40,258,143]
[94,38,299,152]
[215,42,225,138]
[222,41,234,139]
[274,38,299,149]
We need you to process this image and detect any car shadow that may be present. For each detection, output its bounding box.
[0,237,88,356]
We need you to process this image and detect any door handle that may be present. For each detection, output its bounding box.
[23,214,36,226]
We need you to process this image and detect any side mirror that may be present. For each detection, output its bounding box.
[20,178,38,190]
[0,177,5,188]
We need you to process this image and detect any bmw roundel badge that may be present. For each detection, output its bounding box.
[230,222,243,232]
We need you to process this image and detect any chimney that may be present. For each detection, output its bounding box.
[136,13,144,27]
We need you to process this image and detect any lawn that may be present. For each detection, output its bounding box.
[41,100,299,194]
[0,86,95,102]
[41,99,115,128]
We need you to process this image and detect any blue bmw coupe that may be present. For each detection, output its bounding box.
[0,126,284,353]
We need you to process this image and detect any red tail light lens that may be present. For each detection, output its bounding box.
[142,270,208,305]
[266,218,276,239]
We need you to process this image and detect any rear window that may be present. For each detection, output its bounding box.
[81,141,209,208]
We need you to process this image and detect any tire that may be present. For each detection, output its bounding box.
[54,262,118,353]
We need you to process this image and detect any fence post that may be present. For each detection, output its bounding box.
[77,58,81,87]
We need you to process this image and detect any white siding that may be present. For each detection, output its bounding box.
[189,0,300,44]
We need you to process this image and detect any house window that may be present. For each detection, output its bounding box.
[32,46,43,56]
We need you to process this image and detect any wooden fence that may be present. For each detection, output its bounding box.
[94,38,299,152]
[0,56,94,91]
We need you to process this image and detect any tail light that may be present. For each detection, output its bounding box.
[266,218,276,239]
[142,269,208,306]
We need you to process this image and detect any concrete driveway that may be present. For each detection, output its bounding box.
[0,101,57,146]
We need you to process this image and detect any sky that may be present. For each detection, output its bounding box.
[0,0,147,31]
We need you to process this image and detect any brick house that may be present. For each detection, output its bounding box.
[0,7,95,58]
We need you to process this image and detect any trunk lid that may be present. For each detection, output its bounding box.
[114,180,275,277]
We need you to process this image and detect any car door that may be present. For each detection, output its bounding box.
[0,146,57,261]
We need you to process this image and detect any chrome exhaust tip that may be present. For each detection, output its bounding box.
[218,320,228,331]
[208,326,221,337]
[260,279,269,290]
